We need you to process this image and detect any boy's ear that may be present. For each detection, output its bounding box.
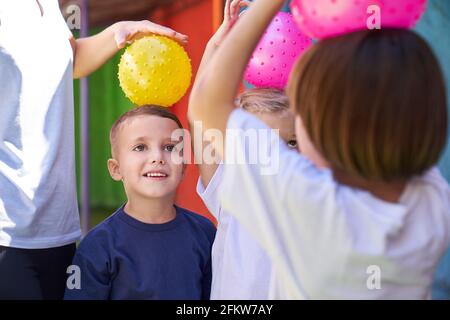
[107,158,122,181]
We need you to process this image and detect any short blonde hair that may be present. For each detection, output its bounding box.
[109,105,183,157]
[238,88,289,114]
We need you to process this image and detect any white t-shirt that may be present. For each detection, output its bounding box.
[220,109,450,299]
[0,0,81,248]
[197,164,273,299]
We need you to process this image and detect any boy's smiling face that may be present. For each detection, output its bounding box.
[108,115,184,201]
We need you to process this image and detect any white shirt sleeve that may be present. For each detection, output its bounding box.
[196,164,224,220]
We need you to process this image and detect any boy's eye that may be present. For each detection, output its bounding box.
[287,139,297,149]
[164,144,175,152]
[133,144,146,152]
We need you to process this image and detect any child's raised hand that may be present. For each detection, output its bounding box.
[212,0,251,46]
[113,20,189,49]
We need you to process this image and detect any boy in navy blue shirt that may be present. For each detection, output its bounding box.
[64,106,216,300]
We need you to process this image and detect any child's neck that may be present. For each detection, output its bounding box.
[333,170,407,203]
[124,195,177,224]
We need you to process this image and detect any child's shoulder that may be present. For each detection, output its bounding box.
[77,207,123,252]
[416,167,450,188]
[408,167,450,203]
[176,206,216,238]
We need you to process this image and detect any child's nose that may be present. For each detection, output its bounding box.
[149,150,165,165]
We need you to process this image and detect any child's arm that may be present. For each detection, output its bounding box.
[64,238,112,300]
[188,0,284,158]
[193,0,249,188]
[70,20,188,79]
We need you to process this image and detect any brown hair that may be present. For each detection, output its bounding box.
[110,105,183,157]
[287,28,448,181]
[238,88,289,114]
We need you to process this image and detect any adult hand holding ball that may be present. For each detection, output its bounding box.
[118,35,192,107]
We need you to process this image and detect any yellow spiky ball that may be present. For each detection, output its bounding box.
[118,35,192,107]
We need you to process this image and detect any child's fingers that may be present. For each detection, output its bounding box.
[229,0,241,17]
[238,1,252,12]
[224,0,232,22]
[238,2,252,18]
[230,0,246,18]
[230,0,251,19]
[239,0,252,8]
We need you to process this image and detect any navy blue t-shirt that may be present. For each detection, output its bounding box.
[64,205,216,300]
